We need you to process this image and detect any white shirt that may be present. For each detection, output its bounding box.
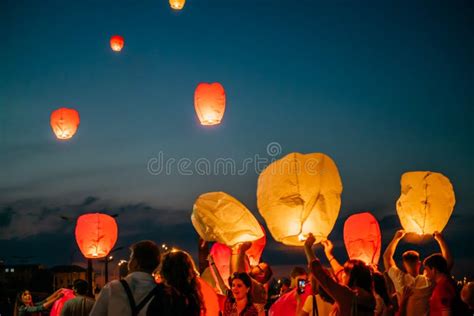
[302,294,333,316]
[89,272,157,316]
[387,266,433,316]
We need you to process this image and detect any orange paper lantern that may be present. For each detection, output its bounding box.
[245,227,266,266]
[169,0,186,10]
[110,35,124,52]
[194,83,226,126]
[209,230,266,286]
[50,107,80,140]
[343,212,381,265]
[198,278,220,316]
[75,213,118,259]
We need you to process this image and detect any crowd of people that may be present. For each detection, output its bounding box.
[14,231,473,316]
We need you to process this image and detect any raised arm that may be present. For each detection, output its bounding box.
[198,238,210,274]
[321,239,344,276]
[383,229,406,271]
[208,254,229,295]
[433,231,453,271]
[45,288,64,302]
[230,242,252,274]
[305,233,352,305]
[309,258,352,305]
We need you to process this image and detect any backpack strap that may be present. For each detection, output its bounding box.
[121,280,138,316]
[120,280,159,316]
[312,295,319,316]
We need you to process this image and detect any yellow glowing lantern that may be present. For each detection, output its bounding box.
[396,171,455,235]
[50,107,80,140]
[169,0,186,10]
[191,192,264,246]
[257,152,342,246]
[194,83,226,126]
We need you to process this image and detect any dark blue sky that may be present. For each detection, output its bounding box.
[1,0,473,278]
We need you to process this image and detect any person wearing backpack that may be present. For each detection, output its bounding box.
[90,240,162,316]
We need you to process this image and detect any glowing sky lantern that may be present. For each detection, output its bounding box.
[396,171,455,235]
[110,35,124,52]
[194,83,226,126]
[209,227,266,284]
[191,192,264,246]
[198,278,220,316]
[257,152,343,246]
[169,0,186,10]
[75,213,118,259]
[245,226,266,266]
[343,212,381,265]
[209,243,232,288]
[50,107,80,140]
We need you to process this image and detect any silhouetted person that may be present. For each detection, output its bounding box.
[60,279,95,316]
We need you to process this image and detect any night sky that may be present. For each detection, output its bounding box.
[1,0,473,279]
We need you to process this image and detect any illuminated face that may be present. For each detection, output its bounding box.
[127,251,138,273]
[21,291,32,305]
[424,266,435,280]
[231,279,249,300]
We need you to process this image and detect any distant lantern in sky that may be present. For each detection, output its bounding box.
[50,107,80,140]
[343,212,381,266]
[194,83,226,126]
[191,192,264,246]
[257,152,343,246]
[75,213,118,259]
[110,35,124,52]
[396,171,455,235]
[169,0,186,10]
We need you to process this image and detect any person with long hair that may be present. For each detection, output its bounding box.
[304,233,375,316]
[223,272,264,316]
[147,249,205,316]
[373,272,395,316]
[14,288,64,316]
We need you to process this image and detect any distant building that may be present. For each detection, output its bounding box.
[51,265,92,290]
[0,263,52,293]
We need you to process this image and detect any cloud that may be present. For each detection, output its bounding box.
[0,196,190,240]
[0,207,15,227]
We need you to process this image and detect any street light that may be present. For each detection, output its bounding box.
[101,246,124,284]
